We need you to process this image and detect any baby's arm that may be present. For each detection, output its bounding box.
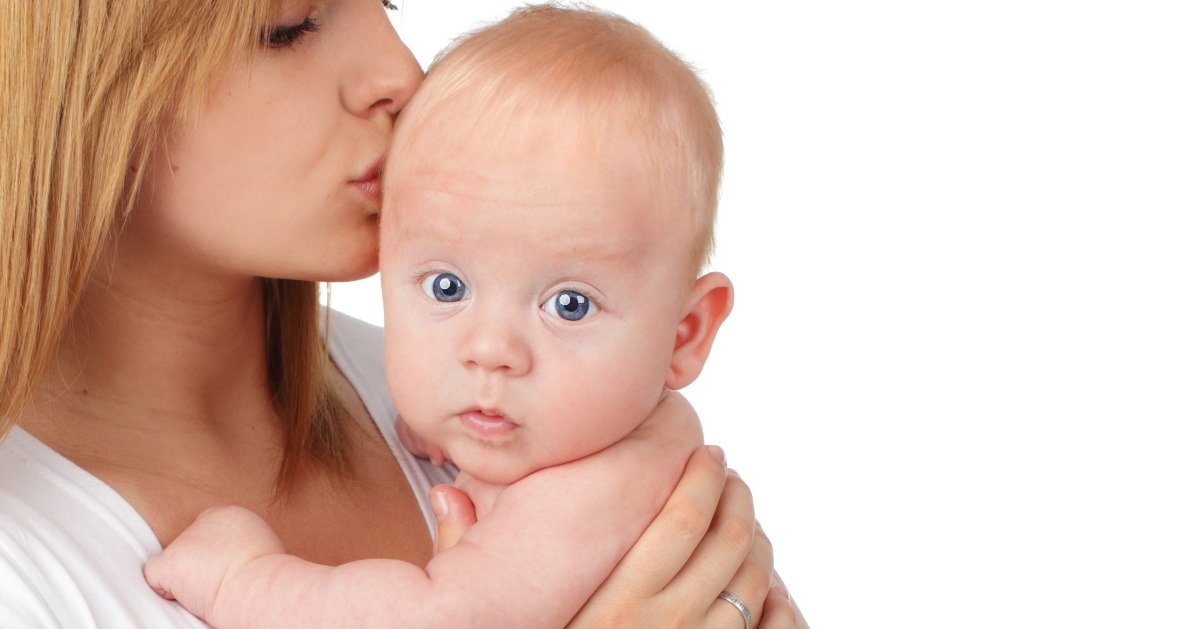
[145,393,701,628]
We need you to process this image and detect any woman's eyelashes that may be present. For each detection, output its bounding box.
[541,290,597,322]
[261,17,319,49]
[262,0,395,51]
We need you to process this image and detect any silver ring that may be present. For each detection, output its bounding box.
[718,590,752,629]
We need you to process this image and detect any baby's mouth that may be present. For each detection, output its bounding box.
[458,408,518,437]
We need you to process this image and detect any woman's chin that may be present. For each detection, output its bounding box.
[285,246,381,283]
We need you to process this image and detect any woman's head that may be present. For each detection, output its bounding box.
[126,0,420,284]
[2,0,421,485]
[3,0,272,430]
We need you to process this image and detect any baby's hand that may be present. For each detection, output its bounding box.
[430,484,478,554]
[144,506,285,622]
[395,414,449,466]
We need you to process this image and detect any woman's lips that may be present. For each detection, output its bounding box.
[459,410,518,438]
[351,160,383,201]
[351,175,381,201]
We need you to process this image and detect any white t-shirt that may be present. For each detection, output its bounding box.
[0,310,456,628]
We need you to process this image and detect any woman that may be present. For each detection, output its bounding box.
[0,0,802,626]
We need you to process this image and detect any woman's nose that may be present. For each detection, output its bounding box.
[341,9,422,120]
[457,318,532,377]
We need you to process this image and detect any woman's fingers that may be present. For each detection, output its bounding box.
[566,446,728,627]
[430,484,477,553]
[759,585,807,629]
[567,444,803,628]
[662,469,756,606]
[606,445,729,593]
[766,571,808,629]
[703,519,773,628]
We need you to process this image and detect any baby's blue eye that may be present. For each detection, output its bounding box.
[422,272,468,302]
[542,290,595,321]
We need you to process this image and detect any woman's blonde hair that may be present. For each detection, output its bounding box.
[1,0,353,492]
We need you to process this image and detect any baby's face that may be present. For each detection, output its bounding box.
[380,117,696,485]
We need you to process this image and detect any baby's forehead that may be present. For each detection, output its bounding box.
[396,85,626,158]
[384,184,696,299]
[387,105,703,267]
[386,134,696,261]
[389,141,658,230]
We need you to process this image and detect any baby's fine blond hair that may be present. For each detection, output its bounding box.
[394,3,724,273]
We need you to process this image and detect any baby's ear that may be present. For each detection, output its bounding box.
[665,272,734,390]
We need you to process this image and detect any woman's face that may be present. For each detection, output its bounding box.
[128,0,421,282]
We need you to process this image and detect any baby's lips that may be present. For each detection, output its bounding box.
[458,409,519,437]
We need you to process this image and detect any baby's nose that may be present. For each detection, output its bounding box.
[456,318,532,376]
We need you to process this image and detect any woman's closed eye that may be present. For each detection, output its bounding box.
[261,17,319,49]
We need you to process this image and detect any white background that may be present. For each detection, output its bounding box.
[328,2,1200,627]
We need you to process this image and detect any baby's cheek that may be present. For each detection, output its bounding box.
[389,363,430,416]
[384,331,434,420]
[551,359,663,454]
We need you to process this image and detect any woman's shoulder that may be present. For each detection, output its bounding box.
[326,308,392,420]
[326,307,388,394]
[327,307,384,358]
[0,428,206,627]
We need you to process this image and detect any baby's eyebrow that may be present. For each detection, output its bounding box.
[390,226,644,276]
[390,218,461,245]
[382,223,458,260]
[548,235,640,264]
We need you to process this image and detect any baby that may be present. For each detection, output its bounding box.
[145,6,733,627]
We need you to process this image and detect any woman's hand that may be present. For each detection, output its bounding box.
[765,573,806,629]
[567,447,807,629]
[433,447,807,628]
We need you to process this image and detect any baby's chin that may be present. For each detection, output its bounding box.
[454,454,543,487]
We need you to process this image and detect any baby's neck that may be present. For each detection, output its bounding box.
[452,471,506,520]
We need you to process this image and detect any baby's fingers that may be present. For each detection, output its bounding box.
[431,485,477,553]
[395,415,446,465]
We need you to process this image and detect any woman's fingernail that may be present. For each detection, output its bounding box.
[705,445,726,465]
[770,585,791,602]
[431,489,448,521]
[728,467,741,478]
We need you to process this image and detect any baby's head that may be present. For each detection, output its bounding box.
[381,5,733,484]
[392,3,724,273]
